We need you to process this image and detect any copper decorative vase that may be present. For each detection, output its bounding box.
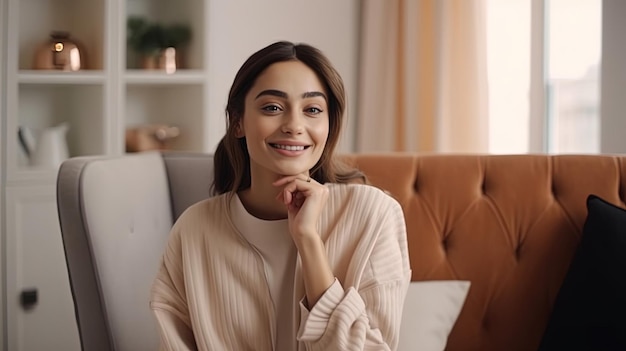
[33,31,86,71]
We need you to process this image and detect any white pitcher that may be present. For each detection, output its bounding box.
[29,122,70,169]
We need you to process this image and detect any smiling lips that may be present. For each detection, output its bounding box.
[269,143,310,155]
[271,143,307,151]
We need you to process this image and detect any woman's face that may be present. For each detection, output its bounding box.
[239,60,329,180]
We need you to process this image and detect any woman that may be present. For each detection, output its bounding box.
[151,41,411,350]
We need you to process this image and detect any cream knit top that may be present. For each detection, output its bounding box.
[150,183,411,351]
[230,194,297,351]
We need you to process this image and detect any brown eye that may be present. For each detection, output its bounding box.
[262,105,281,113]
[306,107,323,114]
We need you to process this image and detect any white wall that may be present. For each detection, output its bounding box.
[206,0,360,153]
[600,0,626,153]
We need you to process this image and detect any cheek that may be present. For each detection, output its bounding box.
[241,116,268,140]
[315,120,330,146]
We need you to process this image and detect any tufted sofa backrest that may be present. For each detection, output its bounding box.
[59,152,626,351]
[343,153,626,351]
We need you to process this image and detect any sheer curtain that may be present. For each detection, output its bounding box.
[357,0,489,153]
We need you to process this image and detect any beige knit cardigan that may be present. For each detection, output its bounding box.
[150,183,411,350]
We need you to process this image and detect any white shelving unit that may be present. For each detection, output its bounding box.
[1,0,7,349]
[1,0,210,349]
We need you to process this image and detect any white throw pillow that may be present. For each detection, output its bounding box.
[398,280,471,351]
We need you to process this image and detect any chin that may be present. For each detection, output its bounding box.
[272,163,314,177]
[275,168,310,177]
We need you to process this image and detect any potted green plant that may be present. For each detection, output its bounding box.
[127,16,192,71]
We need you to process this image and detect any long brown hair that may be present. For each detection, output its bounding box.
[213,41,366,195]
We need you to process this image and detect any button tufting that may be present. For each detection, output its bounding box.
[515,244,522,261]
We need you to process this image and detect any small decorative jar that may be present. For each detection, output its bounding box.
[33,31,87,71]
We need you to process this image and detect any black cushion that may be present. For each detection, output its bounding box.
[538,194,626,351]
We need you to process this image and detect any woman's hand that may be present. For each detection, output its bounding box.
[273,174,334,308]
[273,174,329,245]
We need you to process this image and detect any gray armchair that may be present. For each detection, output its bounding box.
[56,151,214,351]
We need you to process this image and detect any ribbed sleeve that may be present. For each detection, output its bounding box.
[296,185,412,350]
[150,221,197,350]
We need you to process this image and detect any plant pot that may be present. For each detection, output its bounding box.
[140,47,181,73]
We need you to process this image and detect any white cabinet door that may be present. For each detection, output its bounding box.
[5,184,80,351]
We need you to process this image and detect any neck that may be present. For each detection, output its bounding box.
[238,172,288,220]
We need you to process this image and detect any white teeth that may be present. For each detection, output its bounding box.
[272,144,305,151]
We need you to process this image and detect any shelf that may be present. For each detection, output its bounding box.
[126,84,204,151]
[18,0,105,70]
[126,0,205,70]
[124,69,206,84]
[18,71,106,84]
[3,0,209,349]
[18,84,106,161]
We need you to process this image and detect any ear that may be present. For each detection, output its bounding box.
[234,119,245,138]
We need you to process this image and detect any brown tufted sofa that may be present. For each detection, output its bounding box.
[342,153,626,351]
[58,151,626,351]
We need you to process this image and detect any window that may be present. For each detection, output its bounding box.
[487,0,602,154]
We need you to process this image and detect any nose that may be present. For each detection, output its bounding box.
[281,110,304,135]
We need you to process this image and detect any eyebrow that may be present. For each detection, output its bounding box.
[255,89,327,101]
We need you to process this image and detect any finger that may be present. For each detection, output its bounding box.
[275,182,300,206]
[279,179,305,198]
[294,192,305,208]
[277,176,318,207]
[283,187,293,205]
[272,173,310,186]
